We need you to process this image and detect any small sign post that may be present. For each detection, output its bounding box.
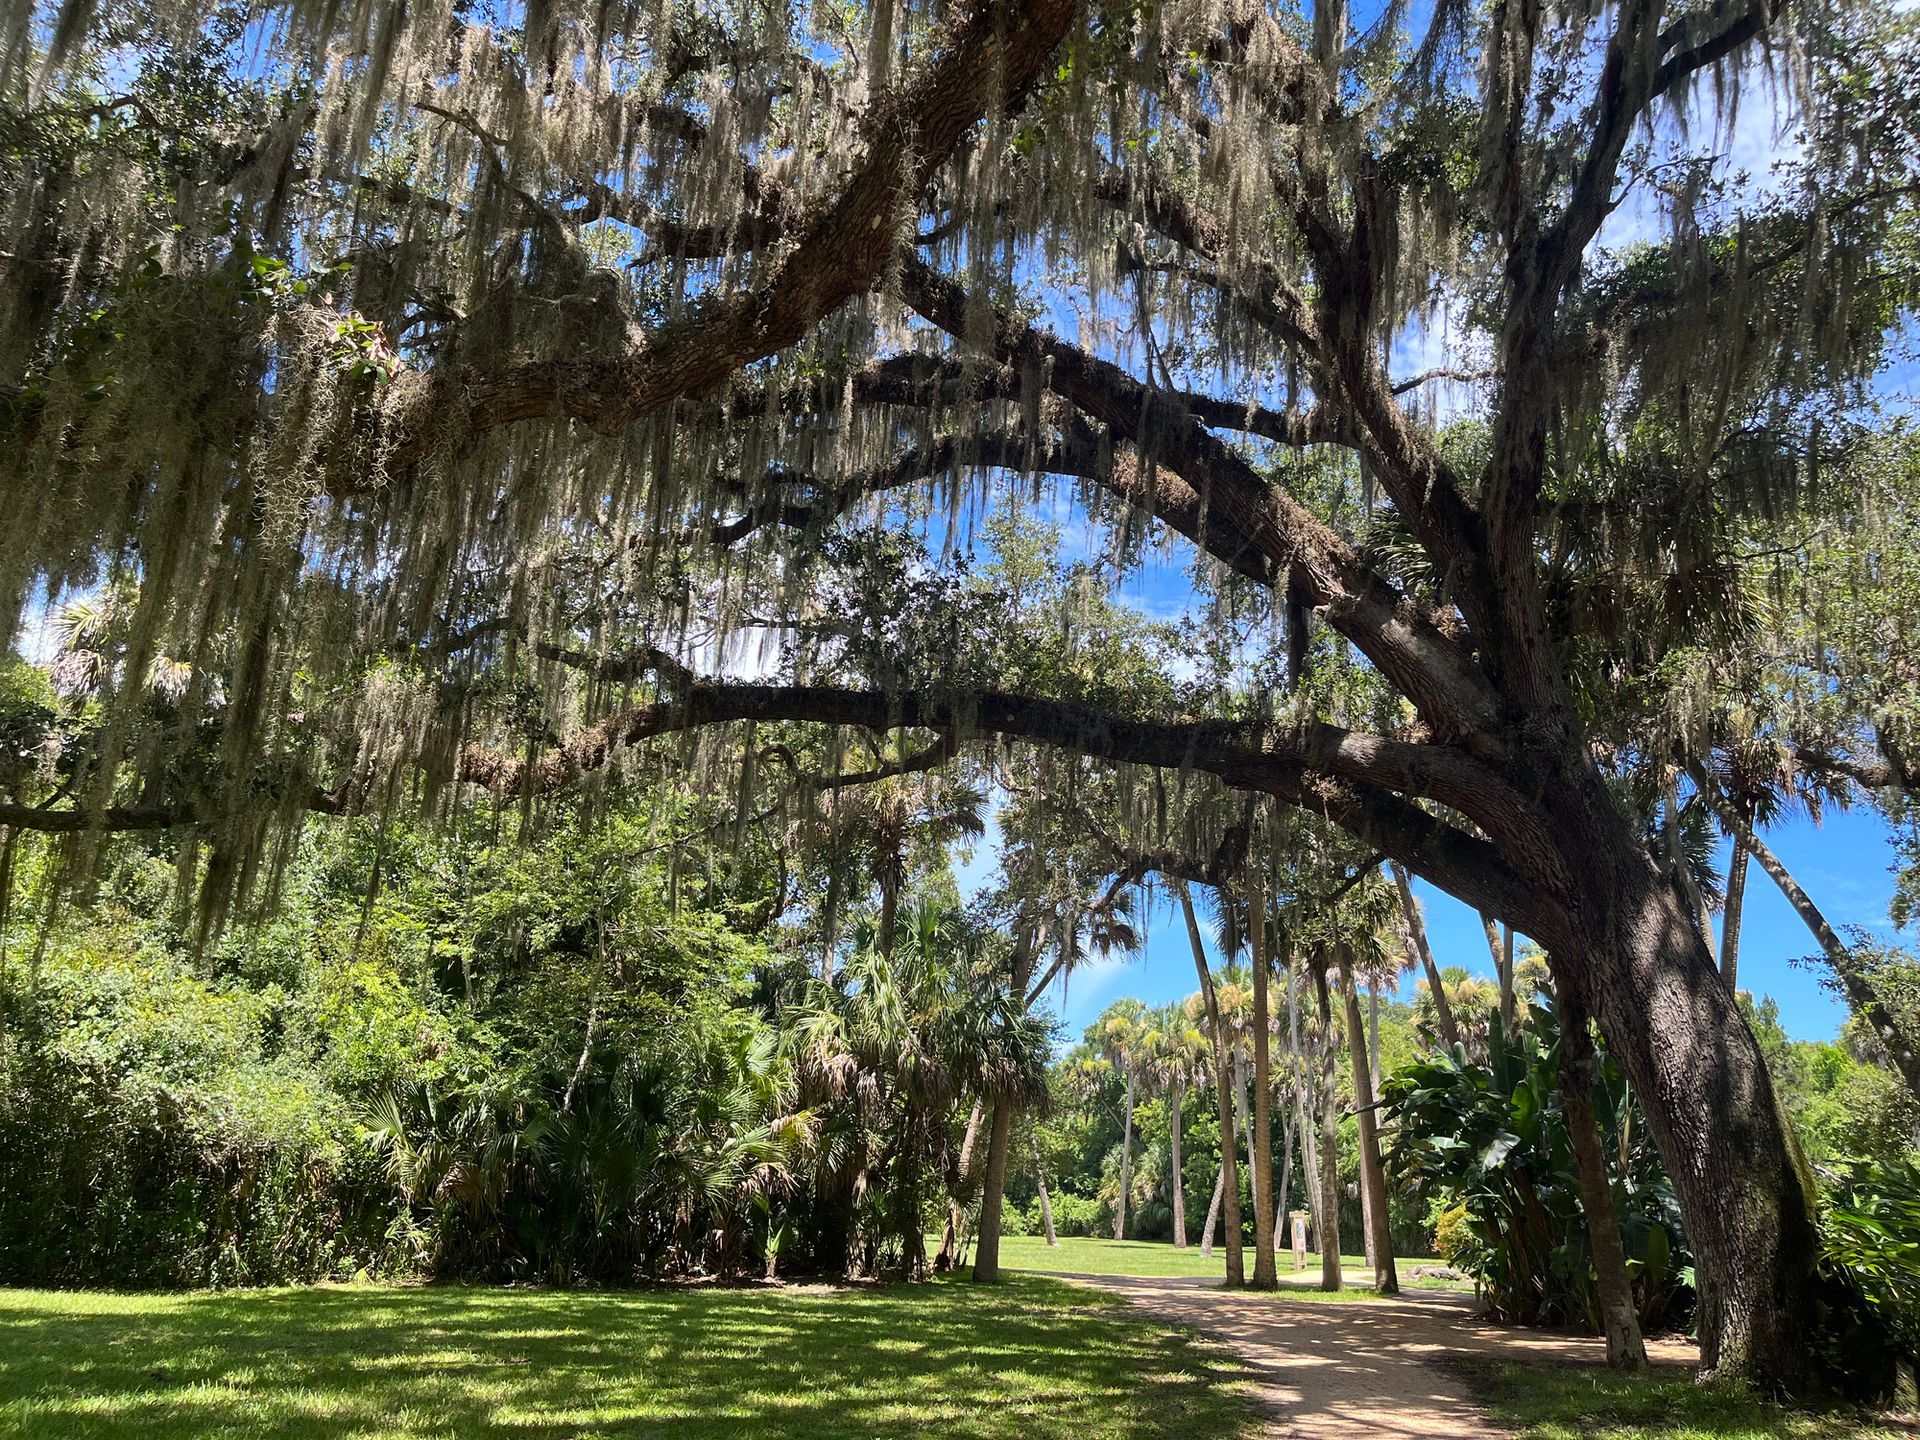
[1289,1209,1310,1271]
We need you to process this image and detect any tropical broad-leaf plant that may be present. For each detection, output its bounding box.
[1381,1001,1691,1332]
[1812,1155,1920,1391]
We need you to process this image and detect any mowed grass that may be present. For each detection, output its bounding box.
[986,1234,1368,1279]
[0,1277,1260,1439]
[986,1235,1472,1298]
[1460,1359,1914,1440]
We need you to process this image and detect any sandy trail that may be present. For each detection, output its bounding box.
[1063,1272,1696,1439]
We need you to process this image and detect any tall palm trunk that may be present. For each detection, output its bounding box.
[1201,1161,1224,1256]
[1249,878,1278,1288]
[1289,955,1324,1260]
[1274,1105,1293,1263]
[1234,1048,1252,1166]
[1170,1073,1189,1248]
[970,1096,1017,1282]
[1369,981,1382,1097]
[1721,831,1750,990]
[1559,988,1648,1369]
[1309,949,1343,1292]
[1113,1069,1136,1241]
[1482,914,1516,1034]
[1360,976,1382,1270]
[1181,884,1243,1286]
[1393,862,1461,1048]
[1337,944,1398,1295]
[1033,1135,1058,1246]
[937,1099,984,1270]
[1694,781,1920,1102]
[973,934,1039,1282]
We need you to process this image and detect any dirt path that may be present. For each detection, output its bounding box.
[1064,1273,1696,1439]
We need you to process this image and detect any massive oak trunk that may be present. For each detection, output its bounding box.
[1538,768,1821,1384]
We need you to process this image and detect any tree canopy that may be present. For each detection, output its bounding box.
[5,0,1920,1391]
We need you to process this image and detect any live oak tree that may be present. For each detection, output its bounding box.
[5,0,1920,1387]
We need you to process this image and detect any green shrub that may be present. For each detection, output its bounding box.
[1814,1154,1920,1398]
[1045,1192,1104,1237]
[1380,1002,1691,1333]
[0,926,395,1285]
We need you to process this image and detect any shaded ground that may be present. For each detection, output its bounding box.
[0,1279,1259,1439]
[1068,1273,1697,1439]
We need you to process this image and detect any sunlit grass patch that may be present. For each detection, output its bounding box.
[984,1233,1375,1279]
[0,1277,1259,1438]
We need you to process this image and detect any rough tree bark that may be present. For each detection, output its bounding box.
[1558,988,1648,1370]
[1544,767,1821,1383]
[1113,1068,1136,1242]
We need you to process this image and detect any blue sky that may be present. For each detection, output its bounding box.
[957,799,1905,1048]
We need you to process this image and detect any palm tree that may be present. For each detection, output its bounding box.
[1146,1002,1210,1248]
[1095,998,1150,1241]
[1391,862,1462,1049]
[1297,877,1402,1295]
[1192,960,1254,1263]
[957,855,1140,1279]
[805,756,985,980]
[793,899,1005,1278]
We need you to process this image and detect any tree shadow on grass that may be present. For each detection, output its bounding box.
[0,1277,1257,1439]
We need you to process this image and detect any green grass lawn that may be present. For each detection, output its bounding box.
[0,1278,1260,1439]
[985,1234,1370,1279]
[985,1235,1473,1297]
[1459,1359,1914,1439]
